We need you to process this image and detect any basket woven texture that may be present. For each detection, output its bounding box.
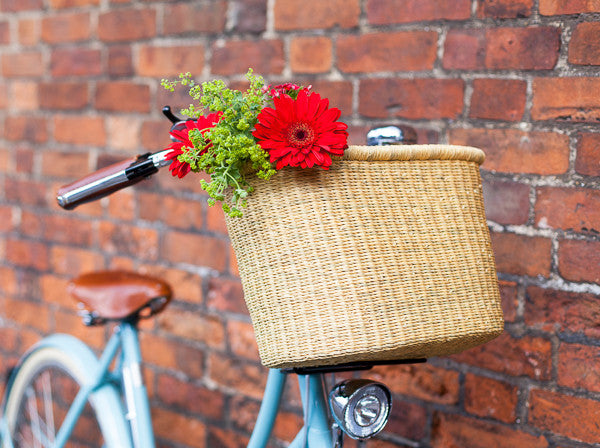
[225,145,504,368]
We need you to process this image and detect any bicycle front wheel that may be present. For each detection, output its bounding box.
[2,342,129,448]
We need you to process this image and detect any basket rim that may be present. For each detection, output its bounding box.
[343,145,485,164]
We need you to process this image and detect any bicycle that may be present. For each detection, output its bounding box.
[0,110,420,448]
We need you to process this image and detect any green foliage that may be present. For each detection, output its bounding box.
[161,70,276,217]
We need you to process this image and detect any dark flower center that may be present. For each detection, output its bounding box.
[286,121,316,148]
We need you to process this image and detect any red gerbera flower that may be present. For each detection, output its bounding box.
[165,112,222,178]
[252,89,348,170]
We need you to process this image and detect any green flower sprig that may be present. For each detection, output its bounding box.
[161,70,276,217]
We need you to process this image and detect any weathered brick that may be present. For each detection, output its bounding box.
[491,232,552,277]
[5,178,47,206]
[151,407,205,448]
[274,0,359,30]
[51,48,101,77]
[212,39,284,75]
[532,77,600,122]
[569,22,600,65]
[53,309,105,349]
[307,80,354,117]
[371,363,459,404]
[470,79,526,121]
[49,0,98,7]
[0,21,9,44]
[337,31,437,73]
[386,399,427,441]
[227,319,259,361]
[465,374,518,422]
[141,333,203,378]
[229,0,266,33]
[95,82,150,112]
[139,192,203,230]
[576,133,600,176]
[525,286,600,339]
[558,239,600,283]
[2,52,44,77]
[156,374,224,420]
[0,0,42,12]
[5,116,48,143]
[4,297,50,333]
[367,0,470,24]
[50,246,104,275]
[558,343,600,392]
[207,427,249,448]
[98,8,156,42]
[482,179,530,225]
[290,36,332,74]
[477,0,533,17]
[11,81,39,111]
[271,411,303,443]
[206,204,228,234]
[40,274,72,309]
[106,189,135,220]
[18,18,39,46]
[6,238,49,271]
[141,119,171,152]
[500,280,518,323]
[53,115,105,146]
[137,44,205,77]
[107,45,133,76]
[207,277,246,314]
[449,128,569,175]
[41,151,89,179]
[359,78,464,119]
[163,1,226,35]
[529,389,600,443]
[208,353,267,400]
[41,12,90,43]
[40,82,88,110]
[453,332,552,380]
[162,231,228,271]
[106,115,141,151]
[540,0,600,15]
[98,222,158,261]
[0,206,14,233]
[431,412,548,448]
[443,29,487,70]
[535,187,600,233]
[158,309,225,348]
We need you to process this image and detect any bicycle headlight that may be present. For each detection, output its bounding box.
[328,379,392,440]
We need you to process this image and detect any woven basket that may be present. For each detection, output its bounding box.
[225,145,504,369]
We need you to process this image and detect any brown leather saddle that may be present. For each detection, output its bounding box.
[68,271,172,325]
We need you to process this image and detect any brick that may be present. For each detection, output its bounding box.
[53,309,105,349]
[11,81,39,111]
[141,119,170,151]
[569,22,600,65]
[151,407,205,448]
[137,44,205,77]
[5,116,48,143]
[4,298,50,333]
[535,187,600,233]
[525,286,600,339]
[18,18,39,45]
[54,115,105,146]
[477,0,533,17]
[274,0,359,30]
[5,178,47,206]
[540,0,600,15]
[41,151,89,179]
[206,204,228,234]
[499,280,518,323]
[449,128,570,175]
[0,21,9,44]
[49,0,98,7]
[453,332,552,380]
[491,232,552,277]
[107,189,135,220]
[443,27,560,70]
[431,412,548,448]
[290,37,332,74]
[386,399,427,441]
[558,343,600,392]
[156,374,224,420]
[2,52,44,77]
[163,1,226,35]
[0,0,42,11]
[212,39,284,75]
[98,222,158,261]
[272,411,303,443]
[359,78,464,119]
[308,80,354,117]
[577,133,600,176]
[207,427,249,448]
[95,82,150,113]
[41,12,90,43]
[470,79,526,121]
[371,363,459,404]
[107,46,133,76]
[98,8,156,42]
[6,238,48,271]
[158,309,225,348]
[50,246,104,275]
[533,77,600,122]
[207,277,246,314]
[106,115,141,151]
[208,353,267,400]
[227,320,259,361]
[0,326,19,352]
[40,82,88,110]
[367,0,470,24]
[229,0,266,33]
[482,179,530,225]
[51,48,101,77]
[40,274,72,309]
[162,231,228,271]
[145,267,203,305]
[465,374,518,423]
[139,192,204,230]
[140,333,203,378]
[0,206,14,233]
[559,239,600,283]
[337,31,437,73]
[530,389,600,443]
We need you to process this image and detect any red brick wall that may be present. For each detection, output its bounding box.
[1,0,599,447]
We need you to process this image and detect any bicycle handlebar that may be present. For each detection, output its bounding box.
[56,149,173,210]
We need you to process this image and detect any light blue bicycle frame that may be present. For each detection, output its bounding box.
[1,321,334,448]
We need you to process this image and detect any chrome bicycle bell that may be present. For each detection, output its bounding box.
[366,125,417,145]
[328,379,392,440]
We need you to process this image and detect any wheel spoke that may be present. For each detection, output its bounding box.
[40,371,56,445]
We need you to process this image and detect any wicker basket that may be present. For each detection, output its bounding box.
[225,145,504,369]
